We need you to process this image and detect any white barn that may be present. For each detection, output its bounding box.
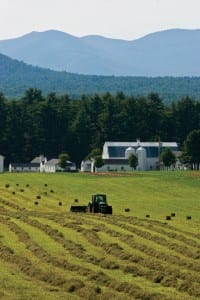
[83,140,179,172]
[0,155,4,173]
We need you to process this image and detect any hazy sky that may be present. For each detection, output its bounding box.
[1,0,200,40]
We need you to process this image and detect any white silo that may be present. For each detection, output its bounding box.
[136,147,147,171]
[125,146,135,159]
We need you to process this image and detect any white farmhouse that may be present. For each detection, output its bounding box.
[41,158,77,173]
[41,159,60,173]
[0,155,5,173]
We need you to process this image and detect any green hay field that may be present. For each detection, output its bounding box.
[0,171,199,300]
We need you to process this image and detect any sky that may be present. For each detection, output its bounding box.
[1,0,200,40]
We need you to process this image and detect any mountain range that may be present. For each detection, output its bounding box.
[1,29,200,76]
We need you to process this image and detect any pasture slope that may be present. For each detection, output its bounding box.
[0,171,199,300]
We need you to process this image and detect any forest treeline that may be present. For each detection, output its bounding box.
[2,53,200,103]
[0,89,199,166]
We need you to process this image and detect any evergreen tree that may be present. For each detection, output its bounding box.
[94,155,104,170]
[128,153,138,170]
[161,148,176,167]
[59,153,70,169]
[184,130,200,167]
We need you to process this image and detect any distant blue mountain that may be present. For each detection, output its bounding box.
[0,28,200,76]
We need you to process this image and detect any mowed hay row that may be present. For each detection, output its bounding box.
[0,197,24,212]
[66,213,200,299]
[88,215,200,273]
[83,213,200,261]
[27,213,200,299]
[0,213,156,300]
[0,217,130,300]
[0,260,81,300]
[0,213,185,300]
[0,221,165,300]
[114,214,200,244]
[86,219,200,297]
[93,214,200,260]
[12,214,164,297]
[42,212,200,271]
[113,221,200,261]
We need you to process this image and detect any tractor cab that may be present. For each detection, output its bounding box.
[88,194,110,213]
[92,194,107,204]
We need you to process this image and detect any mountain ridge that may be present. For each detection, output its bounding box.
[1,28,200,76]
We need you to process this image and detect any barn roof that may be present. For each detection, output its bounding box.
[104,141,178,147]
[103,141,178,159]
[45,159,59,166]
[31,156,47,163]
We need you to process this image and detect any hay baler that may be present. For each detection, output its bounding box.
[70,194,112,214]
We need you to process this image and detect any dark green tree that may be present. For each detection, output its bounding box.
[86,148,102,159]
[5,100,25,162]
[184,130,200,166]
[23,88,43,104]
[94,155,104,169]
[161,148,176,167]
[0,92,7,155]
[179,152,192,166]
[59,153,70,169]
[171,97,199,143]
[128,153,138,170]
[71,99,93,163]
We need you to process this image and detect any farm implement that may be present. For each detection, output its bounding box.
[70,194,112,214]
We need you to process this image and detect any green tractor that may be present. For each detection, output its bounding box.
[70,194,112,214]
[88,194,112,214]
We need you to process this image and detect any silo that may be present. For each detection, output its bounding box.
[136,147,147,170]
[125,147,135,159]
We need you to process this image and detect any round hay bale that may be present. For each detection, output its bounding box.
[124,208,130,212]
[94,286,101,294]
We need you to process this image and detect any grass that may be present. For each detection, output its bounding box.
[0,171,199,299]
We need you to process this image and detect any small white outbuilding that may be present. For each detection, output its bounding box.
[0,155,5,173]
